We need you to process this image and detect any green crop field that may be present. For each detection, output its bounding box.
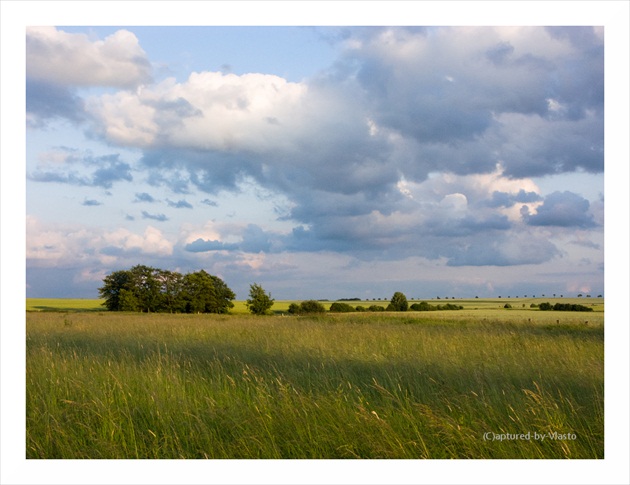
[26,300,604,459]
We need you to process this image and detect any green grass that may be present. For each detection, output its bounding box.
[26,310,603,459]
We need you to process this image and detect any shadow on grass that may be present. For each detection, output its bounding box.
[29,306,104,313]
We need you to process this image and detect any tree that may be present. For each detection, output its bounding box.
[246,283,274,315]
[118,288,140,311]
[389,291,408,312]
[209,274,236,313]
[182,270,231,314]
[128,264,161,312]
[99,269,134,311]
[155,269,185,313]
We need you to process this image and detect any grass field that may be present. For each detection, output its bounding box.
[26,300,604,459]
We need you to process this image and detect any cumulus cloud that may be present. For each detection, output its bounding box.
[183,223,275,254]
[26,27,152,88]
[522,191,596,228]
[25,27,605,298]
[86,71,307,149]
[27,216,173,269]
[80,28,602,246]
[25,27,152,126]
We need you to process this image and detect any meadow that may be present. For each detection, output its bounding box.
[26,299,604,459]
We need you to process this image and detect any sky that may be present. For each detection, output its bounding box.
[22,23,610,301]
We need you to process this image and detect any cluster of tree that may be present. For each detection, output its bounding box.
[98,265,235,313]
[287,300,326,315]
[410,301,464,311]
[538,302,594,312]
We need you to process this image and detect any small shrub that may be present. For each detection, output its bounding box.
[504,303,512,309]
[410,301,432,311]
[297,300,326,314]
[329,302,356,313]
[367,305,385,312]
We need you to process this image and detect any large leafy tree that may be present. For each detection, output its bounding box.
[98,269,134,311]
[181,270,235,314]
[208,274,236,314]
[181,270,216,313]
[155,269,185,313]
[128,264,161,312]
[246,283,274,315]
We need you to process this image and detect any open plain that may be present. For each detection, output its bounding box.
[26,298,603,459]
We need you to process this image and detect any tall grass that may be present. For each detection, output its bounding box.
[26,312,603,458]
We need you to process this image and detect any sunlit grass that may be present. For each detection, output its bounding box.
[26,311,603,458]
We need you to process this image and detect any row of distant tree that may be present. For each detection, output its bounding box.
[98,267,599,315]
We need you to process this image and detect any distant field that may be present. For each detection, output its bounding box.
[26,302,603,459]
[27,297,604,314]
[26,298,105,312]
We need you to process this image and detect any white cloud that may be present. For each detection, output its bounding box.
[87,71,309,151]
[26,27,152,88]
[27,216,173,268]
[103,226,173,256]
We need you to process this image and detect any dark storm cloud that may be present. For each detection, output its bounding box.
[522,191,596,228]
[141,211,168,222]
